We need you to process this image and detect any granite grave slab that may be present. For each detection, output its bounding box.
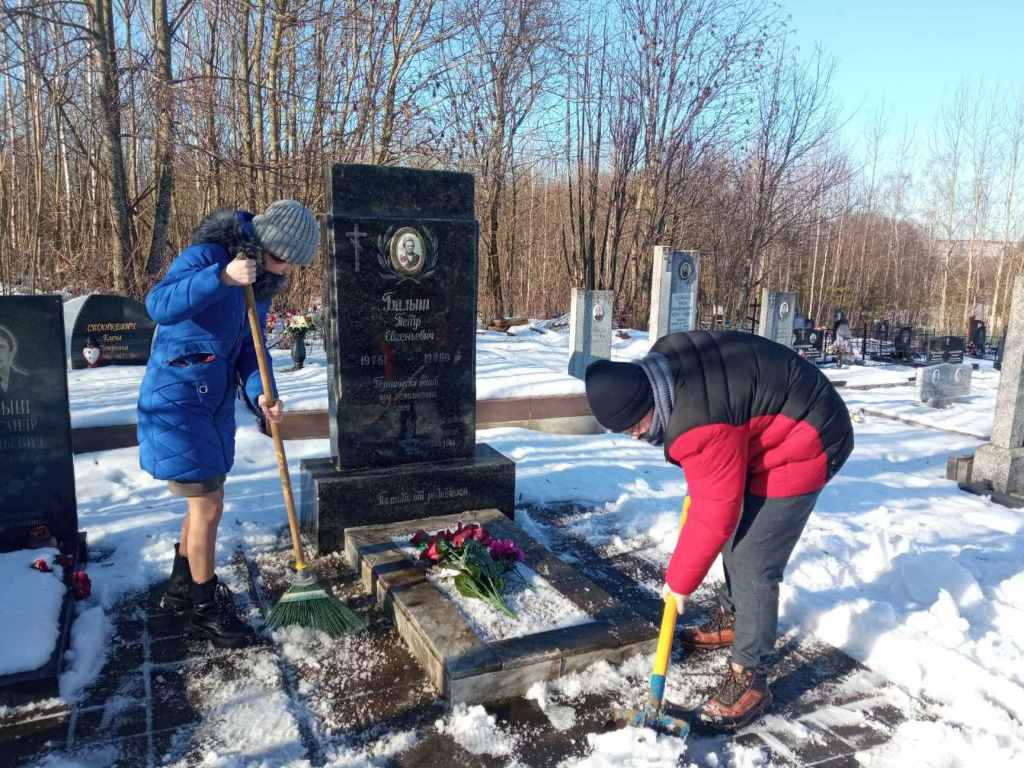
[300,164,515,552]
[344,509,657,705]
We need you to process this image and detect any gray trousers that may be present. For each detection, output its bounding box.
[719,490,820,672]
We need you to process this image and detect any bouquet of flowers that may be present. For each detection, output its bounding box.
[410,523,525,617]
[285,312,316,338]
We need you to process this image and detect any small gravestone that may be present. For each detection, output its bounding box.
[299,164,516,553]
[917,363,972,408]
[894,326,913,362]
[793,328,824,362]
[63,294,155,370]
[926,335,965,365]
[647,247,700,344]
[757,289,796,348]
[567,289,613,379]
[0,295,78,704]
[968,319,986,356]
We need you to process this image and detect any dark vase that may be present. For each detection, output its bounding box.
[290,334,307,369]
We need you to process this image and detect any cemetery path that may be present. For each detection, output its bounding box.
[3,507,940,767]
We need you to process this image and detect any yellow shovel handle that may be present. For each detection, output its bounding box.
[652,496,691,678]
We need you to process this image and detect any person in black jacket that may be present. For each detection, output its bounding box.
[586,331,853,729]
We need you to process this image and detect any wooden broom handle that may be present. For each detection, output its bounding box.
[243,284,307,572]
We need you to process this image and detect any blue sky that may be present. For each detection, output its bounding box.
[785,0,1024,156]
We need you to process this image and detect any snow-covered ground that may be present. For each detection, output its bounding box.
[66,328,650,427]
[25,325,1024,765]
[0,548,65,676]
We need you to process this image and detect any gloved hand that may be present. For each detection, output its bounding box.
[661,582,686,614]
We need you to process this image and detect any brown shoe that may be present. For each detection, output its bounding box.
[680,607,736,650]
[699,665,772,730]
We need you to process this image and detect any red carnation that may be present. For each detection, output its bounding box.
[422,538,444,563]
[31,558,52,573]
[71,571,92,600]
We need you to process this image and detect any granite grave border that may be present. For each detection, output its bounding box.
[344,508,656,705]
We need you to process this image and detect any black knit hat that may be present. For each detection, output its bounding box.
[585,359,654,433]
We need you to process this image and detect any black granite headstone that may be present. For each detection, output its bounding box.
[0,296,78,548]
[64,294,156,370]
[300,164,516,553]
[792,328,824,361]
[927,335,965,365]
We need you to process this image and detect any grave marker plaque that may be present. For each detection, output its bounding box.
[648,247,700,344]
[568,289,614,379]
[757,289,797,348]
[63,294,155,370]
[0,296,77,547]
[300,164,516,552]
[926,335,965,365]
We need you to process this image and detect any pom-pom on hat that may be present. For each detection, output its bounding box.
[584,359,654,433]
[252,199,319,267]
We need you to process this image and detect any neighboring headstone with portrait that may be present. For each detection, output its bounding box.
[648,246,700,344]
[757,289,797,348]
[568,289,614,379]
[0,296,78,551]
[63,293,156,370]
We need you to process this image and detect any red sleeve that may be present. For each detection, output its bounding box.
[665,423,748,595]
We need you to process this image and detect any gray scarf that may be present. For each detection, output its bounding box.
[636,351,676,445]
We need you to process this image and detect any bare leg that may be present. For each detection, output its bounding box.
[179,514,190,553]
[185,489,224,583]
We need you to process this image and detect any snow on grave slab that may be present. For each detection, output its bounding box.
[391,538,592,643]
[0,548,66,676]
[345,509,656,705]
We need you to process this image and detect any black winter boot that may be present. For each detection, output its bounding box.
[189,576,256,648]
[160,543,193,612]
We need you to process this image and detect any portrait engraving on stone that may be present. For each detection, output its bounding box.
[0,325,31,398]
[389,227,426,275]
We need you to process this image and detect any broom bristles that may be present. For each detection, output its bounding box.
[265,573,367,637]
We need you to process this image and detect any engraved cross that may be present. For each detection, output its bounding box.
[346,223,367,272]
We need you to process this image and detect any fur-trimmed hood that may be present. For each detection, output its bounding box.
[190,208,288,300]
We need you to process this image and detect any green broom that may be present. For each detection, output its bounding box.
[243,282,367,637]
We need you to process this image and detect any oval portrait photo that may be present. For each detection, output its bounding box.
[389,227,426,275]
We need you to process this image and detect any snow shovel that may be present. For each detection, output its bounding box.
[241,281,366,636]
[609,496,691,738]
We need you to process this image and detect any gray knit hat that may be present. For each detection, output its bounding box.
[252,199,319,267]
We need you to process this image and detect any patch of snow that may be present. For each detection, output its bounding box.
[558,726,687,767]
[435,704,517,756]
[0,548,65,676]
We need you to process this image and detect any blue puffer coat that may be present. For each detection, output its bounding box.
[137,210,279,482]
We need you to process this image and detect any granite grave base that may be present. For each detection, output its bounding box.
[344,509,657,706]
[299,444,516,555]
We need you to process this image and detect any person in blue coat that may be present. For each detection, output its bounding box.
[138,200,319,647]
